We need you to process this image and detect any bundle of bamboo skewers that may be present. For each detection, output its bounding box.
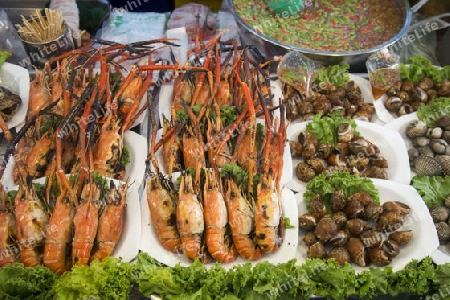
[16,8,66,43]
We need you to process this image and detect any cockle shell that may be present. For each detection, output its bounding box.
[307,241,327,259]
[413,156,442,176]
[315,216,338,242]
[406,120,428,138]
[429,206,450,223]
[435,155,450,176]
[327,247,350,267]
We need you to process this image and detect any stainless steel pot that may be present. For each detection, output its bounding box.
[225,0,413,72]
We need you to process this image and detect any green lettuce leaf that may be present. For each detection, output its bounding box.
[50,257,132,300]
[306,111,360,146]
[315,63,350,87]
[400,56,450,84]
[0,263,57,300]
[411,175,450,208]
[304,172,380,208]
[387,257,437,297]
[416,97,450,128]
[0,51,11,68]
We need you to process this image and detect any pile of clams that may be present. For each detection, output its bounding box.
[429,196,450,247]
[291,123,389,182]
[406,117,450,176]
[384,78,450,117]
[299,191,413,267]
[283,80,375,122]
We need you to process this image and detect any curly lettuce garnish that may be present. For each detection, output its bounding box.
[416,97,450,128]
[306,111,360,146]
[411,175,450,208]
[315,62,350,87]
[400,56,450,84]
[304,172,380,206]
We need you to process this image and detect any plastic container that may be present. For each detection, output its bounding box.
[366,48,401,100]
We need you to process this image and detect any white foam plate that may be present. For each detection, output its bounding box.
[295,178,439,273]
[140,185,298,270]
[5,176,141,263]
[0,62,29,131]
[284,120,411,193]
[1,130,147,192]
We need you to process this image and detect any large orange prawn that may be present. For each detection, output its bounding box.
[225,178,264,260]
[90,180,129,262]
[203,170,237,263]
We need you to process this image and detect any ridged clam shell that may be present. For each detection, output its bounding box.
[435,155,450,176]
[406,120,427,138]
[417,146,435,157]
[429,206,450,223]
[442,131,450,145]
[437,115,450,128]
[413,156,442,176]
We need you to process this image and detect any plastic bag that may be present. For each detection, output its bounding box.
[0,10,29,67]
[391,13,441,65]
[167,3,217,42]
[50,0,81,47]
[277,51,322,96]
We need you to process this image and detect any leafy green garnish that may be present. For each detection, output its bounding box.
[208,105,238,128]
[175,104,203,123]
[416,97,450,128]
[282,216,295,229]
[304,172,380,209]
[0,51,11,68]
[220,163,249,185]
[306,111,360,146]
[6,190,18,205]
[50,257,132,299]
[411,175,450,208]
[400,56,450,84]
[315,62,350,87]
[0,263,57,299]
[121,146,131,166]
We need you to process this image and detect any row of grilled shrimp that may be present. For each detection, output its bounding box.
[147,168,284,263]
[0,177,128,274]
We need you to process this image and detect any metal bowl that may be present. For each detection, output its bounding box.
[225,0,413,72]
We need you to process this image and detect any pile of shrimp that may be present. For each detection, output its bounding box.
[146,32,288,263]
[0,38,187,273]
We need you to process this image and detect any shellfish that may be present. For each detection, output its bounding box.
[0,86,22,121]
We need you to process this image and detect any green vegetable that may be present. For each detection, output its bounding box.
[400,56,450,84]
[306,111,360,146]
[416,97,450,128]
[176,104,203,123]
[315,63,350,87]
[411,175,450,208]
[121,146,131,166]
[0,51,11,68]
[6,190,18,205]
[282,216,295,229]
[50,257,132,299]
[303,172,380,210]
[0,263,57,300]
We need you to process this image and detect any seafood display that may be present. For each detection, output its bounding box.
[404,115,450,176]
[283,77,375,123]
[0,39,185,272]
[382,79,450,118]
[296,174,432,269]
[144,31,296,264]
[0,174,130,273]
[290,114,389,183]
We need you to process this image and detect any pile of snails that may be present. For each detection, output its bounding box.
[284,80,375,122]
[406,117,450,176]
[298,191,413,267]
[384,78,450,117]
[291,123,389,182]
[428,196,450,247]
